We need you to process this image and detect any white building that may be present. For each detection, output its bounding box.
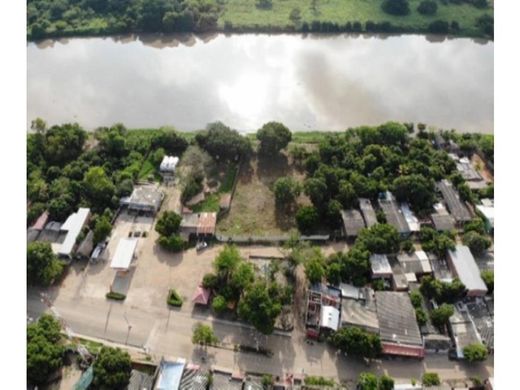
[159,156,179,174]
[110,238,138,271]
[57,208,91,259]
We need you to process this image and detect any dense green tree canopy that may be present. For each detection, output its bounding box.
[93,215,112,245]
[192,323,219,347]
[273,177,301,206]
[196,122,251,161]
[430,303,455,329]
[27,315,64,385]
[256,121,292,155]
[296,206,319,233]
[331,326,382,359]
[422,372,440,387]
[357,224,400,254]
[481,270,494,294]
[155,211,182,237]
[238,281,282,335]
[463,231,491,256]
[393,174,436,212]
[83,166,116,211]
[27,242,64,286]
[93,347,132,390]
[463,343,488,362]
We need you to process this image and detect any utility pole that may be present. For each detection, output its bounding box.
[123,311,132,345]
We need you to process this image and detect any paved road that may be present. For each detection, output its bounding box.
[27,288,493,384]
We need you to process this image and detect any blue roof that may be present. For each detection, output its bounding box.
[155,359,186,390]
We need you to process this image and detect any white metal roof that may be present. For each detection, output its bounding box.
[476,204,494,228]
[159,156,179,172]
[58,208,90,257]
[448,245,488,294]
[320,305,340,331]
[110,238,138,270]
[370,254,392,276]
[400,203,420,232]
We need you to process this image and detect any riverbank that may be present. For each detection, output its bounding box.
[27,0,493,41]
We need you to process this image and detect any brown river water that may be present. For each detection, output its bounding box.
[27,33,493,133]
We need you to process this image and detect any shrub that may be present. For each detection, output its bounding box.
[157,234,185,252]
[304,376,335,386]
[415,308,428,326]
[422,372,440,387]
[381,0,411,16]
[417,0,438,15]
[212,295,227,313]
[106,291,126,300]
[463,343,488,362]
[167,289,183,307]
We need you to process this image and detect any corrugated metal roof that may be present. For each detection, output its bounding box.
[320,305,340,331]
[437,180,472,222]
[447,245,488,294]
[58,208,90,257]
[370,254,392,276]
[400,203,420,232]
[110,238,138,270]
[378,192,410,235]
[340,209,366,237]
[359,198,378,227]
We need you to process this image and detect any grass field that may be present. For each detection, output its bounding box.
[217,152,310,236]
[220,0,492,37]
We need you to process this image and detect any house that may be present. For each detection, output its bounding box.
[120,184,164,215]
[449,305,482,360]
[180,212,217,239]
[340,284,380,334]
[305,284,341,339]
[370,254,392,279]
[446,245,487,297]
[359,198,378,227]
[397,251,433,277]
[456,157,482,182]
[179,364,209,390]
[400,203,420,233]
[390,257,409,291]
[375,292,424,358]
[476,199,494,234]
[110,238,138,272]
[57,208,91,260]
[431,213,456,232]
[340,209,366,238]
[28,210,49,242]
[436,180,472,225]
[378,192,411,237]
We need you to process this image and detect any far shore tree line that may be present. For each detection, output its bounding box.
[27,0,493,40]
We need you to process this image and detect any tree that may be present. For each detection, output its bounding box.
[27,242,64,286]
[273,177,301,206]
[410,290,423,308]
[415,308,428,327]
[337,180,358,209]
[393,174,435,212]
[231,262,255,291]
[83,166,116,211]
[157,234,185,252]
[422,372,440,387]
[27,315,64,385]
[330,327,382,360]
[463,231,491,256]
[481,270,493,294]
[214,245,242,282]
[357,372,378,390]
[417,0,437,15]
[256,121,292,155]
[296,206,319,233]
[304,177,328,206]
[44,123,87,166]
[195,122,251,161]
[428,20,450,34]
[379,374,395,390]
[463,343,488,362]
[192,323,218,348]
[430,304,454,329]
[357,224,400,254]
[341,246,371,286]
[212,295,227,313]
[155,211,182,237]
[92,347,132,390]
[305,257,326,284]
[381,0,410,16]
[93,215,112,245]
[238,281,282,334]
[151,128,189,155]
[464,218,486,235]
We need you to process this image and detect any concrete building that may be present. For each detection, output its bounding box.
[375,292,424,358]
[110,238,138,272]
[359,198,378,228]
[340,285,380,334]
[305,284,342,339]
[400,203,420,233]
[159,155,179,174]
[397,251,432,277]
[120,184,164,215]
[378,192,411,237]
[340,209,366,238]
[370,254,393,279]
[447,245,488,297]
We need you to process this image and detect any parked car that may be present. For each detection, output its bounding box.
[196,241,208,252]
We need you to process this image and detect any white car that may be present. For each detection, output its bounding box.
[196,241,208,252]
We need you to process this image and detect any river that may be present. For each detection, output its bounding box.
[27,33,493,133]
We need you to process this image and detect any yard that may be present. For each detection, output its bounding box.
[217,151,310,237]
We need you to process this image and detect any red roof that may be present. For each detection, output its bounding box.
[31,211,49,231]
[382,342,425,358]
[197,213,217,235]
[192,286,211,305]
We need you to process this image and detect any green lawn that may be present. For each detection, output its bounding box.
[221,0,492,37]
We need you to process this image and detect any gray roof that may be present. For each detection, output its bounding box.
[397,251,432,275]
[449,306,482,359]
[447,245,487,294]
[466,299,494,350]
[378,192,410,235]
[456,158,482,181]
[390,258,409,290]
[375,292,423,347]
[436,180,472,222]
[128,369,154,390]
[341,288,380,333]
[340,209,366,237]
[122,184,164,212]
[431,212,456,231]
[370,254,392,276]
[359,198,378,227]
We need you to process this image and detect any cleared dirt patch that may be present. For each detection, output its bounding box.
[217,152,310,236]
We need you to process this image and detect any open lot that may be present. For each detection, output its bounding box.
[217,152,310,236]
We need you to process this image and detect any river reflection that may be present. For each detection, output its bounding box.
[27,33,493,133]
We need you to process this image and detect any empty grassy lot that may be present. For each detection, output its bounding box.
[220,0,492,37]
[217,151,310,236]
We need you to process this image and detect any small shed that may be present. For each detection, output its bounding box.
[192,286,211,306]
[340,209,366,238]
[159,155,179,173]
[359,198,378,227]
[370,254,392,279]
[320,305,340,331]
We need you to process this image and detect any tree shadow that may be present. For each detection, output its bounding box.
[274,203,298,232]
[256,153,291,187]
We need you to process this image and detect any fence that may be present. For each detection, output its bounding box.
[215,234,330,245]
